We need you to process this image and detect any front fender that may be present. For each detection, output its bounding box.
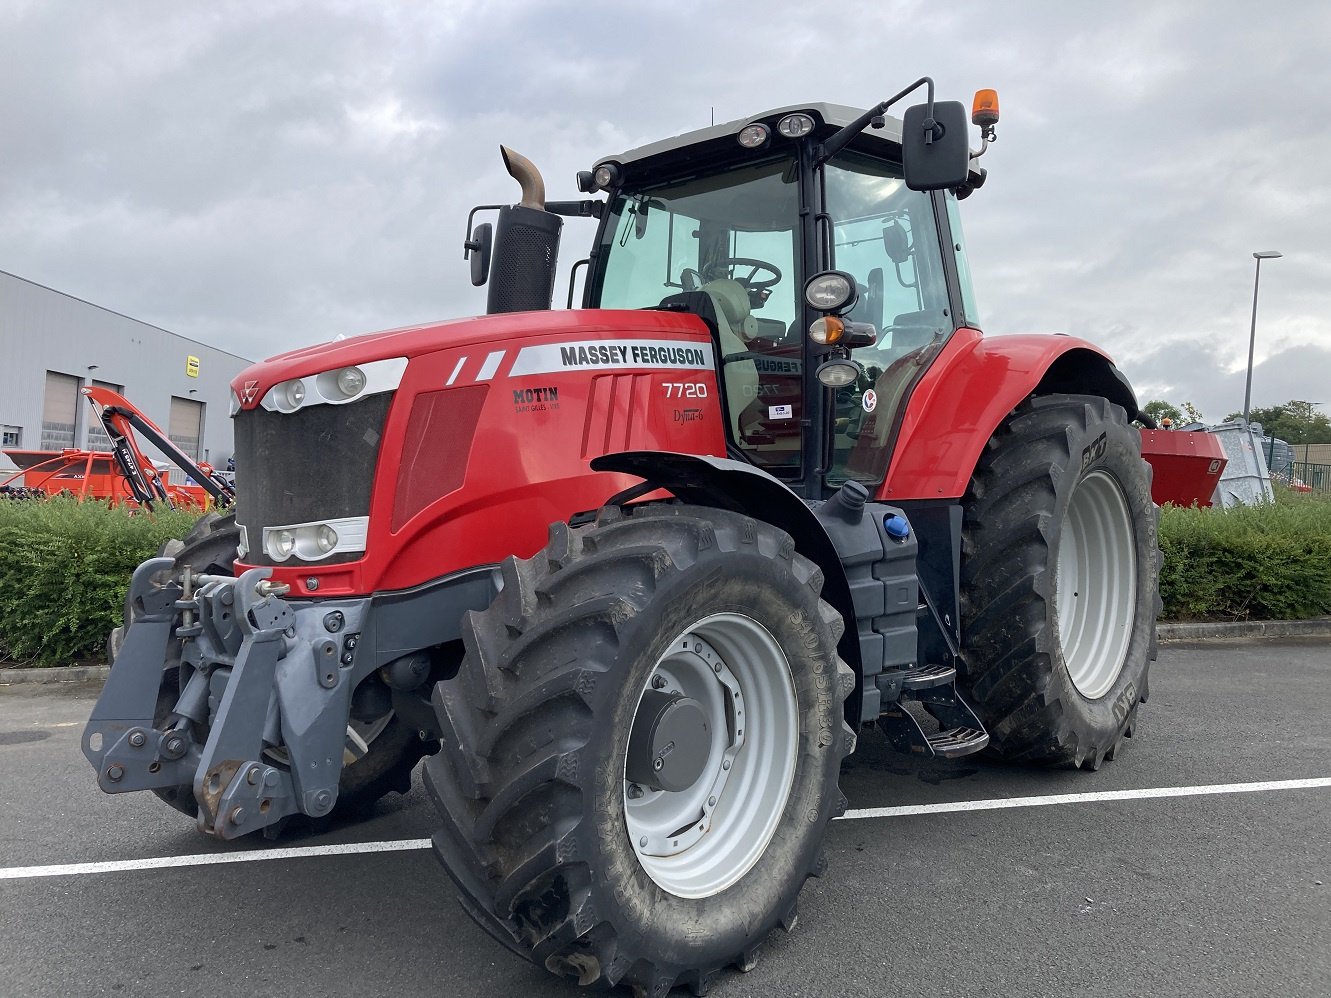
[881,328,1143,501]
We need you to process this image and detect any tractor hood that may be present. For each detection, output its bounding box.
[229,308,710,413]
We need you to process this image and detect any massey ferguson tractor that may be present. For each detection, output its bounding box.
[84,79,1160,994]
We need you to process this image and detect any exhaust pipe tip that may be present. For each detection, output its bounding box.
[500,145,545,210]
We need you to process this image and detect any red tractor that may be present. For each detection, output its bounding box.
[85,80,1159,994]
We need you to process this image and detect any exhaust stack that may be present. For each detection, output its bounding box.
[487,146,562,315]
[500,146,546,210]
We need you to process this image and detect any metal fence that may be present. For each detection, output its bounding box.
[1271,461,1331,495]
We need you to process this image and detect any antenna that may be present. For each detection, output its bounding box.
[710,106,714,126]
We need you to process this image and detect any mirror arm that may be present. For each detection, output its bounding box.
[816,76,935,166]
[463,204,505,258]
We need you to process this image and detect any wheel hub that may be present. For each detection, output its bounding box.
[625,690,711,792]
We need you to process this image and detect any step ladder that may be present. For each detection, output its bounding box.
[876,662,989,760]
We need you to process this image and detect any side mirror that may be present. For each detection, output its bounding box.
[901,100,971,192]
[881,221,911,264]
[465,222,493,287]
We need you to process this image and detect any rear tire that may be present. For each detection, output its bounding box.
[109,510,431,822]
[424,504,856,993]
[958,395,1160,769]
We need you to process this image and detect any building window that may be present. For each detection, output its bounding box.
[2,425,20,448]
[41,370,81,451]
[85,380,124,452]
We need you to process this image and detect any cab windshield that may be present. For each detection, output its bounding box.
[594,157,805,475]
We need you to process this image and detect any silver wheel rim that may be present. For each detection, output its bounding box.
[1055,469,1137,699]
[624,613,798,899]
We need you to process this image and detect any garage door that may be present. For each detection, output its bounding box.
[169,396,204,461]
[85,380,123,452]
[41,371,80,450]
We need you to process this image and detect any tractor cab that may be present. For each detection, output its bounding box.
[470,85,997,500]
[585,103,987,498]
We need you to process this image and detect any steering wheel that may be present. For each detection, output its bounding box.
[702,257,782,291]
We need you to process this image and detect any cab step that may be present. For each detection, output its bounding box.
[925,726,989,759]
[876,680,990,760]
[900,662,956,690]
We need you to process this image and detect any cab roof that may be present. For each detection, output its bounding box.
[595,103,904,170]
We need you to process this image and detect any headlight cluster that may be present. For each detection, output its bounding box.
[263,516,369,563]
[735,112,815,150]
[803,270,876,388]
[259,356,408,414]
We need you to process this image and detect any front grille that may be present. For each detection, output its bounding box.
[233,393,393,566]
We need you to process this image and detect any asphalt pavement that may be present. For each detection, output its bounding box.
[1,638,1327,997]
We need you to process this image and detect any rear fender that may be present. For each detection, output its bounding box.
[881,328,1144,501]
[593,451,916,727]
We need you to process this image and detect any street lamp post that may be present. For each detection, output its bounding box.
[1242,250,1282,424]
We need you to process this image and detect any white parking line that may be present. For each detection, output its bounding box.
[839,776,1331,820]
[2,777,1327,882]
[0,838,431,882]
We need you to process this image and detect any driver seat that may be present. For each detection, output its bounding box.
[700,279,759,441]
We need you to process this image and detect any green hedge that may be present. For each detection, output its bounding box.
[1159,493,1331,621]
[0,498,197,666]
[2,491,1327,666]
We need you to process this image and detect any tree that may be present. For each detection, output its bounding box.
[1223,400,1331,443]
[1180,401,1204,424]
[1141,400,1182,426]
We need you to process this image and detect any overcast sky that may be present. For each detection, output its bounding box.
[1,0,1327,421]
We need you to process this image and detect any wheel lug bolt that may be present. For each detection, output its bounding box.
[639,837,648,848]
[708,796,716,807]
[627,783,644,799]
[722,760,731,770]
[651,676,667,690]
[713,663,722,674]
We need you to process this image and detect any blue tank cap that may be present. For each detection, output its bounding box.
[883,514,911,540]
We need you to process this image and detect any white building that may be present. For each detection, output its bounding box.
[0,269,250,473]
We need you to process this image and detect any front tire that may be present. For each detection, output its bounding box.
[958,394,1160,769]
[425,504,856,993]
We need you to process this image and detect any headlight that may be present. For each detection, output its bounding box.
[271,529,296,560]
[316,524,338,553]
[258,356,407,413]
[776,113,814,138]
[263,517,369,563]
[804,271,857,313]
[335,367,366,396]
[816,358,863,388]
[276,383,304,415]
[737,123,770,149]
[592,162,621,191]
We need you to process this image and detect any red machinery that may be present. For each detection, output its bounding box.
[1138,428,1228,507]
[0,387,234,511]
[83,83,1164,994]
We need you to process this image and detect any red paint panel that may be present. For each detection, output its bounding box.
[236,312,728,597]
[392,385,488,531]
[880,328,1117,501]
[1139,429,1226,507]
